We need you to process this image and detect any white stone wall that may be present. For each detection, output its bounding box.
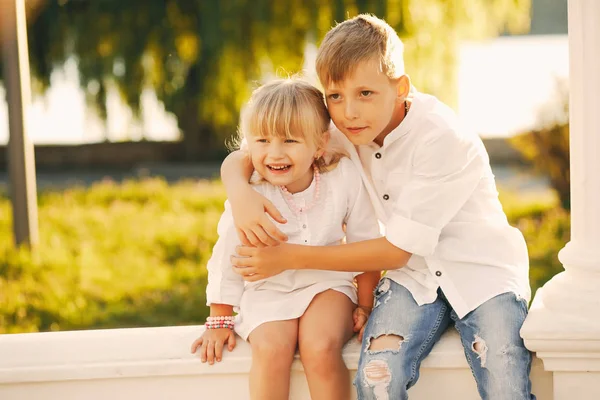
[0,325,552,400]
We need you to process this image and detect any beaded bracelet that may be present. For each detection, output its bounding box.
[206,315,235,330]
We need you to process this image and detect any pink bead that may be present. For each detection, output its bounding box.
[279,166,320,216]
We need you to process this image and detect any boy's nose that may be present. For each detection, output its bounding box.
[344,102,359,120]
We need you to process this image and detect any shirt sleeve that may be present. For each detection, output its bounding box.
[385,129,486,257]
[205,200,245,307]
[341,158,383,244]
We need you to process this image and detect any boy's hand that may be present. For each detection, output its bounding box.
[231,243,299,281]
[353,306,371,342]
[190,328,237,364]
[230,187,288,247]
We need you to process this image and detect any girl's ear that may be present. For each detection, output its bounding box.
[316,130,331,159]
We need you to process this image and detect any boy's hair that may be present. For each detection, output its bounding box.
[316,14,405,85]
[238,78,345,172]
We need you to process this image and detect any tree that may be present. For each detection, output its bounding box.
[510,80,570,209]
[3,0,531,159]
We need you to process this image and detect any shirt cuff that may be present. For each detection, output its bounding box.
[206,286,244,307]
[385,214,441,257]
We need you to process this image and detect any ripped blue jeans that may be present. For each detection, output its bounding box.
[354,278,535,400]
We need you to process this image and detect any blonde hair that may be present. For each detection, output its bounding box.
[237,78,345,172]
[316,14,405,85]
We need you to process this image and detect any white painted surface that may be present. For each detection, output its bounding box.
[0,325,551,400]
[521,1,600,400]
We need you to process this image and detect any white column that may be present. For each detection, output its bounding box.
[521,1,600,399]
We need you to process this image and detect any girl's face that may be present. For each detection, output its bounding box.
[247,133,320,194]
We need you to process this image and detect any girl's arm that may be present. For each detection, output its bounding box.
[355,272,380,310]
[353,271,380,340]
[221,150,288,246]
[190,303,236,364]
[210,303,234,316]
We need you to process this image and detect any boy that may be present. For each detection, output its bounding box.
[222,14,534,400]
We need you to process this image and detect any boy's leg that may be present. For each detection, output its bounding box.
[248,319,298,400]
[354,279,451,400]
[451,292,535,400]
[298,289,355,400]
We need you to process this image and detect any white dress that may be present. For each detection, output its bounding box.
[205,157,381,340]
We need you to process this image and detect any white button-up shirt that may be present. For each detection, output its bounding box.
[330,92,531,318]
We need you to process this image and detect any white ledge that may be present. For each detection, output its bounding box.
[0,325,553,400]
[0,325,474,383]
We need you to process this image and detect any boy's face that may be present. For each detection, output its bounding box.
[247,133,320,194]
[324,58,406,147]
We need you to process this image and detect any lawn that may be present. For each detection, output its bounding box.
[0,178,568,333]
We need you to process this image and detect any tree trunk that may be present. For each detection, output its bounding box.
[178,101,213,162]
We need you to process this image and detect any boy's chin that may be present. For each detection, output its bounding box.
[344,133,375,146]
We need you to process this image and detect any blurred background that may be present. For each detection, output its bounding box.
[0,0,569,333]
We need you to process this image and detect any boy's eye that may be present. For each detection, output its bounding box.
[285,139,299,143]
[360,90,373,97]
[256,138,268,143]
[327,93,340,100]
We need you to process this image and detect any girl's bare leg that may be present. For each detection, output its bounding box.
[248,319,298,400]
[298,290,355,400]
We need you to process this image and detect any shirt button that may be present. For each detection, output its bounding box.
[302,224,307,229]
[435,271,442,277]
[383,194,390,200]
[375,152,382,159]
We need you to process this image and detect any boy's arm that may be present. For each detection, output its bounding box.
[233,128,486,281]
[232,237,412,281]
[221,150,288,246]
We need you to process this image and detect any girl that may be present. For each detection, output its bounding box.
[190,78,381,400]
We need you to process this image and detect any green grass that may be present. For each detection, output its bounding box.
[0,178,225,333]
[499,188,568,294]
[0,179,568,333]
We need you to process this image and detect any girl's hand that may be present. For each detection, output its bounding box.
[190,328,237,364]
[353,306,371,342]
[230,187,288,247]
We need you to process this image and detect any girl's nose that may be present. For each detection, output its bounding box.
[268,142,285,157]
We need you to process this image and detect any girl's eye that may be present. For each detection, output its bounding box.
[256,138,268,143]
[360,90,373,97]
[285,139,299,144]
[328,93,340,100]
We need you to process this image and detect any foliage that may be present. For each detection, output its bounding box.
[510,81,570,209]
[1,178,568,333]
[3,0,530,157]
[499,190,568,294]
[0,178,225,333]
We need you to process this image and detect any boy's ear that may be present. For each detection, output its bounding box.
[396,75,411,100]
